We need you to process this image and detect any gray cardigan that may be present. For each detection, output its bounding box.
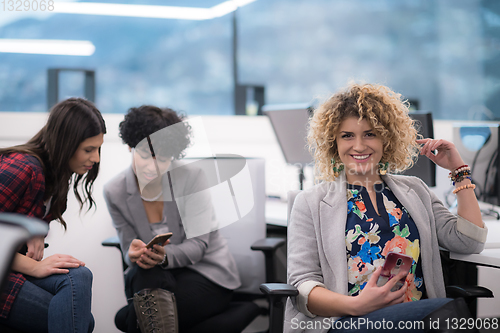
[103,162,241,290]
[285,173,488,333]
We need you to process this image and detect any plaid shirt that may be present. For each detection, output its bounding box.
[0,153,52,319]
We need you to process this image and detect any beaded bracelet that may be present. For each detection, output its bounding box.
[451,174,471,185]
[452,183,476,194]
[449,165,471,177]
[449,165,471,185]
[451,165,469,174]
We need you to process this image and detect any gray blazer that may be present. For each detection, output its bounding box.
[285,173,488,333]
[103,162,241,290]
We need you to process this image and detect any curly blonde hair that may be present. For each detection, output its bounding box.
[308,83,421,182]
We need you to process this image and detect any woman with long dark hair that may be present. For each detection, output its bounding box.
[0,98,106,333]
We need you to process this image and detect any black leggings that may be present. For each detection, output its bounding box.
[125,265,233,332]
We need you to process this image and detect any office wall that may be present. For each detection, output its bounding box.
[0,114,499,333]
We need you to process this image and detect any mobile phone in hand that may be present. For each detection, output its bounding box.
[376,252,413,291]
[145,232,173,249]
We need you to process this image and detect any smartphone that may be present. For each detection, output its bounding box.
[145,232,173,249]
[376,252,413,291]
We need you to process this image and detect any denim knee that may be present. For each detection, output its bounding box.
[69,266,93,287]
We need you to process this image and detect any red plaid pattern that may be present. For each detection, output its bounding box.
[0,273,25,319]
[0,153,51,319]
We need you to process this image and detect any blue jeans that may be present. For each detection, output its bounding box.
[329,298,452,332]
[0,266,94,333]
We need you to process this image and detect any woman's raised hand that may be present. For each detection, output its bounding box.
[29,254,85,278]
[353,267,408,316]
[417,138,465,172]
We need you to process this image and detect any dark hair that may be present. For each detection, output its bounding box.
[0,98,106,229]
[119,105,191,159]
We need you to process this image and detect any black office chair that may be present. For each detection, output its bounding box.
[259,190,494,333]
[102,235,286,333]
[0,213,49,333]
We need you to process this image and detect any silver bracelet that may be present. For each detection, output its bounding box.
[159,253,168,266]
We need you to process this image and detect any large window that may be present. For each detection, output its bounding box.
[0,0,233,114]
[1,0,500,119]
[238,0,498,120]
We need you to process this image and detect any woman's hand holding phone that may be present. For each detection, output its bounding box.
[376,252,413,291]
[352,266,408,316]
[128,237,170,270]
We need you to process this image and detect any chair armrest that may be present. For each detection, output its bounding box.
[260,283,297,333]
[251,238,286,283]
[260,283,298,297]
[446,285,494,299]
[102,236,121,250]
[102,236,128,271]
[251,237,285,252]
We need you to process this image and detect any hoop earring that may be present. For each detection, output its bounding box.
[331,158,344,177]
[378,162,389,175]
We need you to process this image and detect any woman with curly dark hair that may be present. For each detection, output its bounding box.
[103,105,241,333]
[0,97,106,333]
[285,83,486,333]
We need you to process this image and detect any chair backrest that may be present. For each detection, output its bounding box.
[0,213,48,291]
[180,156,267,294]
[287,190,301,225]
[104,156,268,295]
[214,158,266,294]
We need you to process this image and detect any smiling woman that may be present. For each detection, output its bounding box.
[284,83,487,333]
[0,98,106,333]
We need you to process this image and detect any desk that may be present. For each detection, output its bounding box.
[478,201,500,249]
[266,199,288,227]
[483,221,500,249]
[450,249,500,269]
[449,215,500,318]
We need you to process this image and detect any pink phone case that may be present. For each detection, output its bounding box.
[376,252,413,291]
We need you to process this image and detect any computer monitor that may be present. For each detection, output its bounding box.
[401,111,436,187]
[453,123,500,205]
[263,103,313,190]
[263,103,313,167]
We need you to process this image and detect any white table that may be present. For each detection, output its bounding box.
[265,198,288,227]
[450,249,500,269]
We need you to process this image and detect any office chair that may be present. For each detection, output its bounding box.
[102,157,286,332]
[0,213,49,333]
[259,190,494,333]
[102,235,285,332]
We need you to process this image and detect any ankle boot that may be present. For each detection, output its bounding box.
[423,298,479,333]
[133,288,178,333]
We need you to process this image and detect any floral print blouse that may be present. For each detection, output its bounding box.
[346,183,425,302]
